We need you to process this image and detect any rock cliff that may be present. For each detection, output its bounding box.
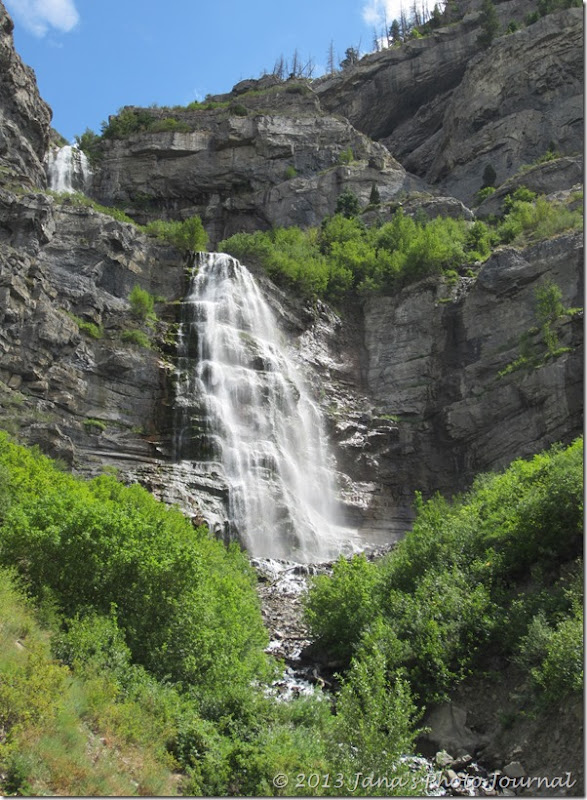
[0,0,583,550]
[316,4,583,204]
[0,4,51,189]
[90,91,420,245]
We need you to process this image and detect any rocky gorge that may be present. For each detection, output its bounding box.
[0,0,583,793]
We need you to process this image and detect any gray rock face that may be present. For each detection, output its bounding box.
[316,6,583,204]
[425,9,583,203]
[0,5,51,188]
[0,188,185,471]
[91,103,416,245]
[361,232,583,510]
[475,155,583,217]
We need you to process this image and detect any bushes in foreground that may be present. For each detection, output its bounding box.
[305,438,583,704]
[0,431,268,702]
[0,432,422,796]
[0,433,581,795]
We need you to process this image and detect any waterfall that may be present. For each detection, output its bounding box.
[46,145,92,194]
[174,251,357,563]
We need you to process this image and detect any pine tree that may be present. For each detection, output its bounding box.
[477,0,499,47]
[390,19,401,43]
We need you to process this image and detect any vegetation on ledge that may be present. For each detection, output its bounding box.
[219,190,581,302]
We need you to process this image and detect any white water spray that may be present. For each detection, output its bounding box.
[174,252,357,562]
[46,145,92,194]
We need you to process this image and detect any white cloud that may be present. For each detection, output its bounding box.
[362,0,435,29]
[5,0,80,37]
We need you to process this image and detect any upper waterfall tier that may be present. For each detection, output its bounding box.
[174,252,358,563]
[46,145,92,194]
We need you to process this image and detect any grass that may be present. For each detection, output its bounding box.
[0,570,179,797]
[83,418,107,433]
[66,312,103,340]
[122,329,152,349]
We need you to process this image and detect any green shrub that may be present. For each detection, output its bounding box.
[121,329,152,349]
[67,313,103,339]
[75,128,103,165]
[498,194,582,245]
[335,189,360,218]
[0,433,270,700]
[283,165,298,180]
[54,192,139,227]
[503,185,537,209]
[369,182,381,206]
[477,0,499,47]
[305,555,379,663]
[337,147,354,165]
[83,418,107,433]
[149,117,191,133]
[228,103,248,117]
[129,285,156,321]
[145,216,208,252]
[305,439,584,704]
[475,185,496,203]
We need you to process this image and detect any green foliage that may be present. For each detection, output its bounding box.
[535,148,558,164]
[337,147,354,165]
[121,329,152,349]
[335,189,361,218]
[0,569,179,797]
[53,192,139,226]
[331,638,420,795]
[497,193,582,246]
[509,277,576,369]
[129,285,156,322]
[369,182,381,206]
[0,432,269,701]
[100,108,191,139]
[305,556,379,663]
[503,186,537,209]
[145,215,208,252]
[75,128,103,165]
[464,220,492,260]
[537,0,582,16]
[283,165,298,180]
[228,103,248,116]
[148,117,191,133]
[67,313,103,339]
[83,418,107,433]
[221,210,492,301]
[477,0,500,47]
[306,440,583,704]
[185,99,230,111]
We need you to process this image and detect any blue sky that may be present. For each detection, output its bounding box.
[5,0,418,142]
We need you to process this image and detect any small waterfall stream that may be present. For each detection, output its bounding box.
[46,145,92,194]
[174,252,357,563]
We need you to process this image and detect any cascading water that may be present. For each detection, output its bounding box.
[46,145,92,194]
[174,251,358,563]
